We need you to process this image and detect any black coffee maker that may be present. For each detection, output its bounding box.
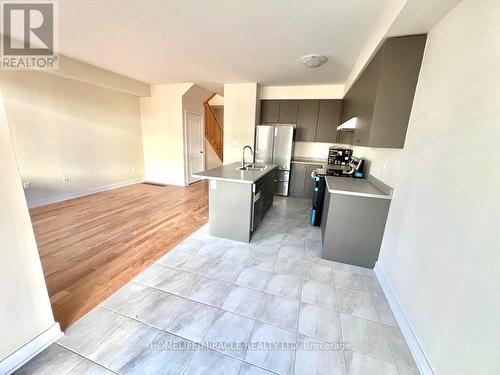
[327,148,353,176]
[346,157,365,178]
[326,147,364,178]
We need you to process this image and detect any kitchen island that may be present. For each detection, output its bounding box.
[193,162,276,242]
[321,175,393,268]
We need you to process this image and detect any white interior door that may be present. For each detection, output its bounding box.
[186,111,204,184]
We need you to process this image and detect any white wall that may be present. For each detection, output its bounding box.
[141,84,213,185]
[293,142,401,186]
[0,92,58,365]
[348,146,402,187]
[0,70,145,207]
[376,1,500,373]
[208,94,224,106]
[183,84,213,115]
[260,84,344,99]
[182,85,214,180]
[344,0,407,93]
[206,95,223,169]
[140,83,192,185]
[223,83,259,164]
[205,141,223,170]
[343,0,460,94]
[52,55,150,96]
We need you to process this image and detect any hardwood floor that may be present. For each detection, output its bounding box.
[29,181,208,330]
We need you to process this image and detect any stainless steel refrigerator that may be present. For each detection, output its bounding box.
[254,125,295,196]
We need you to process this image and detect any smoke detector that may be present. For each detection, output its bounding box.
[301,54,328,68]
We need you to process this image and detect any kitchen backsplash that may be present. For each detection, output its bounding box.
[293,141,402,186]
[293,142,338,159]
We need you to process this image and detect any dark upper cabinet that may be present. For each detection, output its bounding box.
[296,100,320,142]
[342,34,427,148]
[316,100,343,143]
[260,100,279,123]
[278,100,299,123]
[342,50,382,146]
[259,99,344,143]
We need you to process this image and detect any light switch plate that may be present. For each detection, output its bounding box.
[210,180,217,189]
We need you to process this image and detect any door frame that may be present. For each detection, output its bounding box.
[183,110,205,185]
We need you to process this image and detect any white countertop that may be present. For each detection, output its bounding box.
[325,176,392,200]
[192,162,277,184]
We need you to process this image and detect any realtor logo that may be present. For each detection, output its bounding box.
[1,1,59,70]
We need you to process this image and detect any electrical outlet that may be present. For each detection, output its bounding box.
[63,177,70,184]
[132,167,137,173]
[22,181,31,190]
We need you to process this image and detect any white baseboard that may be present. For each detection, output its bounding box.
[0,322,63,375]
[374,263,434,375]
[27,178,145,208]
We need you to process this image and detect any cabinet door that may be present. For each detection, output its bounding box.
[304,164,322,198]
[315,100,342,143]
[344,47,383,146]
[369,35,426,148]
[260,100,279,123]
[342,35,425,148]
[278,100,299,123]
[296,100,319,142]
[290,164,307,196]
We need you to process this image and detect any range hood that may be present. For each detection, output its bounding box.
[337,117,357,131]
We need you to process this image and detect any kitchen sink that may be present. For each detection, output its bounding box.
[237,164,268,171]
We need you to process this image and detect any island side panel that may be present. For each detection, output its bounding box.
[320,188,331,241]
[208,180,253,242]
[322,193,390,268]
[261,170,275,214]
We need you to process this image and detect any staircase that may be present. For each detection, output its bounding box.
[204,98,223,161]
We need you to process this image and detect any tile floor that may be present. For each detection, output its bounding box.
[15,197,419,375]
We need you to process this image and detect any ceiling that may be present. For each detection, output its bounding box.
[58,0,391,92]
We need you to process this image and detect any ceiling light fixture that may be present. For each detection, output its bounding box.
[301,54,328,68]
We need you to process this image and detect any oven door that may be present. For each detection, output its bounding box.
[251,188,264,232]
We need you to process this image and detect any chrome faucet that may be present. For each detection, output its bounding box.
[242,145,253,169]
